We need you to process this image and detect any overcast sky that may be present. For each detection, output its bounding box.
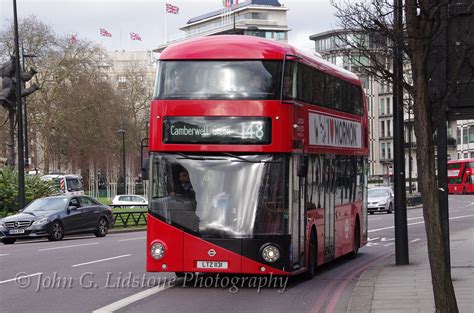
[0,0,338,53]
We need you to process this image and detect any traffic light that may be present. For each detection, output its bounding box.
[0,55,39,110]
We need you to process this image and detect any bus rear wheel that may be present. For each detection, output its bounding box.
[303,231,317,280]
[348,222,360,259]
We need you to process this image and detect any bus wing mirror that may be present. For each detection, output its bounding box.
[141,158,149,181]
[297,155,309,177]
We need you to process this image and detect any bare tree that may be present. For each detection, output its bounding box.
[0,16,126,180]
[119,62,154,183]
[332,0,473,312]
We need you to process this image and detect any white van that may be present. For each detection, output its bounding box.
[41,174,84,196]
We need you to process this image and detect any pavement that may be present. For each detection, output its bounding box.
[347,228,474,313]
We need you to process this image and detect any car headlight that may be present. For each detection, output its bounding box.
[261,244,280,263]
[150,242,166,260]
[0,220,4,227]
[33,216,49,225]
[378,199,387,205]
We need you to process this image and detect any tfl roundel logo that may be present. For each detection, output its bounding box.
[207,249,216,257]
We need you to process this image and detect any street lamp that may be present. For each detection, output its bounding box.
[21,45,37,171]
[116,129,126,194]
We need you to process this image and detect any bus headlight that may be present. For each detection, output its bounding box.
[261,244,280,263]
[150,242,166,260]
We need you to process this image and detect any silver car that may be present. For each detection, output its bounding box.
[111,195,148,207]
[368,187,394,214]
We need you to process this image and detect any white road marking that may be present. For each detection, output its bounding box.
[118,237,146,242]
[92,282,174,313]
[369,214,474,233]
[368,225,395,233]
[0,272,42,285]
[407,216,424,221]
[0,253,10,256]
[449,214,474,220]
[410,238,421,243]
[71,254,131,267]
[38,242,99,251]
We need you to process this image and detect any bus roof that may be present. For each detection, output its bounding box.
[448,158,474,164]
[159,35,361,85]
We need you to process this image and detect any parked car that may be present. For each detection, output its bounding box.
[0,195,114,244]
[112,195,148,207]
[368,187,394,214]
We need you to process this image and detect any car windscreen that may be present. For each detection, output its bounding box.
[368,189,390,197]
[23,197,69,212]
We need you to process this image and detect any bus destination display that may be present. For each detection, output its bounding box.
[163,116,271,144]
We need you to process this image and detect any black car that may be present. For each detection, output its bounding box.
[0,195,114,244]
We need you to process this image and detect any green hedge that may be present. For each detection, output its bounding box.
[0,167,56,213]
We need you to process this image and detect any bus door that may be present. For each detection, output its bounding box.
[290,155,307,270]
[324,155,336,261]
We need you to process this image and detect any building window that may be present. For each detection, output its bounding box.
[469,127,474,143]
[387,120,391,137]
[386,97,391,114]
[381,143,386,160]
[250,12,268,20]
[118,75,127,83]
[387,143,392,159]
[381,121,385,138]
[380,98,385,115]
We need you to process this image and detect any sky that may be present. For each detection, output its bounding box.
[0,0,338,53]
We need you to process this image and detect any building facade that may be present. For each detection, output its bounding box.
[310,29,458,187]
[99,50,157,91]
[155,0,289,52]
[457,119,474,159]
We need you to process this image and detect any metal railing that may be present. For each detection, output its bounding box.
[111,204,148,228]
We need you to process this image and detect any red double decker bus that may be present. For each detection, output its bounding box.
[448,158,474,194]
[146,35,368,278]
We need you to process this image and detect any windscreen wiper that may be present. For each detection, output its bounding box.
[223,153,279,163]
[176,152,205,160]
[176,152,227,161]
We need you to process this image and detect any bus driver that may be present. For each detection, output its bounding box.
[170,169,195,198]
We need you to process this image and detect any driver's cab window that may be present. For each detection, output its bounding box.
[69,197,80,208]
[66,178,83,192]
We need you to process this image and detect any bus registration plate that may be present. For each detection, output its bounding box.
[196,261,228,269]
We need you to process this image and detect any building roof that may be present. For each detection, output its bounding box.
[187,0,283,25]
[159,35,360,84]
